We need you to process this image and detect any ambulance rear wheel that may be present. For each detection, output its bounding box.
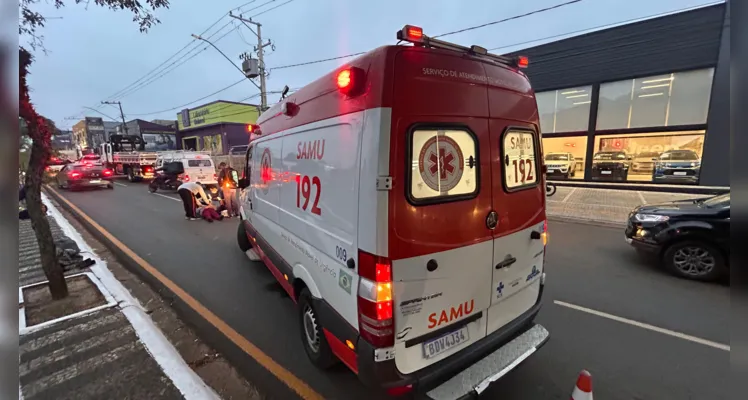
[237,222,251,252]
[298,288,337,369]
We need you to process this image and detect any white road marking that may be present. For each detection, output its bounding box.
[561,187,577,203]
[637,190,647,204]
[151,192,181,202]
[114,182,128,187]
[553,300,730,352]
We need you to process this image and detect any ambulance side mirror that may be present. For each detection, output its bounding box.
[238,178,250,189]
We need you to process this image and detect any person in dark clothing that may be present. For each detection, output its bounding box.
[217,162,239,217]
[196,204,223,222]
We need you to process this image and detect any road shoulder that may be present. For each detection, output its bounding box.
[42,186,262,400]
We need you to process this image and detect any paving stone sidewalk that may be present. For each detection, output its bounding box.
[546,186,710,226]
[18,217,205,400]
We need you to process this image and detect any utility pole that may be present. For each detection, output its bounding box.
[101,101,128,134]
[230,12,273,111]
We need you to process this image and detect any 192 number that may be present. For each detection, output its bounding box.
[296,174,322,215]
[512,159,535,184]
[335,246,347,262]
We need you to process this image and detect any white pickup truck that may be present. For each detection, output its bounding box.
[99,135,157,182]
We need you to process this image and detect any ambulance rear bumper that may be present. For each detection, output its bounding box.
[356,285,547,397]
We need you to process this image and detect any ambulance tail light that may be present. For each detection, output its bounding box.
[182,174,190,182]
[357,250,394,348]
[336,67,366,97]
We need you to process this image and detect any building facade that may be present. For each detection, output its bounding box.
[115,119,178,151]
[509,2,729,187]
[175,100,260,155]
[72,117,107,149]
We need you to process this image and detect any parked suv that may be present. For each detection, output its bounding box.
[652,149,701,184]
[591,151,630,181]
[631,151,661,174]
[544,152,577,179]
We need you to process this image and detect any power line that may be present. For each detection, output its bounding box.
[272,52,365,70]
[105,0,279,102]
[432,0,584,39]
[488,1,725,52]
[127,79,248,116]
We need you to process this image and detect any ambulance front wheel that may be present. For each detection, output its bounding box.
[298,288,337,369]
[237,222,251,252]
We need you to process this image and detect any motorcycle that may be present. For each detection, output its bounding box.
[546,181,557,197]
[148,173,181,193]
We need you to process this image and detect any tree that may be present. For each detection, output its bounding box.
[20,0,170,299]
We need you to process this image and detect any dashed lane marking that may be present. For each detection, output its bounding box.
[47,186,325,400]
[113,182,128,187]
[554,300,730,352]
[151,192,181,202]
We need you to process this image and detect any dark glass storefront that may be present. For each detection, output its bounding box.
[510,2,729,187]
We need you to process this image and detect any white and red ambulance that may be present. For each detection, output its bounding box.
[236,25,550,398]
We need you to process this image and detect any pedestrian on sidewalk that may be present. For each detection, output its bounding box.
[177,181,211,220]
[217,162,239,217]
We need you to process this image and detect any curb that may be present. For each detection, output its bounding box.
[41,188,220,400]
[43,185,314,400]
[547,214,627,229]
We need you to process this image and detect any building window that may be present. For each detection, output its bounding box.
[590,130,705,184]
[542,136,588,180]
[597,68,714,130]
[535,85,592,134]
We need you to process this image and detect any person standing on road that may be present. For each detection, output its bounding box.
[177,181,211,220]
[217,162,239,218]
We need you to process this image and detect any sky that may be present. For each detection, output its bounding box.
[23,0,720,131]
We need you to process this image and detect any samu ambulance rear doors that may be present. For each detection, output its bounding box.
[483,62,546,336]
[389,48,495,375]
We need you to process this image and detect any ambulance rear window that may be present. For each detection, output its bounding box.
[409,128,478,204]
[187,159,212,167]
[502,129,539,191]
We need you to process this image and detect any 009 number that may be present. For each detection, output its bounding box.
[335,246,347,262]
[296,175,322,215]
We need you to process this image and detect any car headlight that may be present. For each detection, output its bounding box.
[691,162,701,167]
[634,213,669,222]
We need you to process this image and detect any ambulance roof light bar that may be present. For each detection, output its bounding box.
[396,25,529,69]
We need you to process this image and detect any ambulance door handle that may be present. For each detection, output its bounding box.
[495,256,516,270]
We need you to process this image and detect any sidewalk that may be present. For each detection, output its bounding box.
[546,186,709,226]
[19,200,218,399]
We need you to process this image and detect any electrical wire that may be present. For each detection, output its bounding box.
[432,0,584,39]
[487,1,724,52]
[271,52,366,70]
[127,79,248,116]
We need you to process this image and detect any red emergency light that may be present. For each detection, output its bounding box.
[336,67,366,96]
[398,25,424,43]
[246,124,261,134]
[516,55,529,69]
[103,169,113,176]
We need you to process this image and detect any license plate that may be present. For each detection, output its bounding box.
[601,170,612,175]
[674,171,687,176]
[422,326,469,359]
[547,169,555,173]
[89,179,101,184]
[198,175,206,180]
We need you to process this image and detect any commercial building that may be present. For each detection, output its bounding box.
[72,117,107,149]
[175,100,260,154]
[510,2,729,187]
[115,119,178,151]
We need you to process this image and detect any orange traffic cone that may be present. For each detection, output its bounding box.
[570,369,593,400]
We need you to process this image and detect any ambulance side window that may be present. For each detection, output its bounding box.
[244,145,253,180]
[501,128,539,192]
[408,128,478,204]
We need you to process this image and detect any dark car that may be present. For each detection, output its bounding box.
[56,162,115,191]
[652,149,701,184]
[625,192,729,281]
[591,151,630,181]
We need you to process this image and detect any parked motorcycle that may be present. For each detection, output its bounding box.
[546,182,557,197]
[148,173,181,193]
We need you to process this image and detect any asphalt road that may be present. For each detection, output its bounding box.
[53,180,730,400]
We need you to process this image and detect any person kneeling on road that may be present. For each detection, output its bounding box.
[177,181,211,220]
